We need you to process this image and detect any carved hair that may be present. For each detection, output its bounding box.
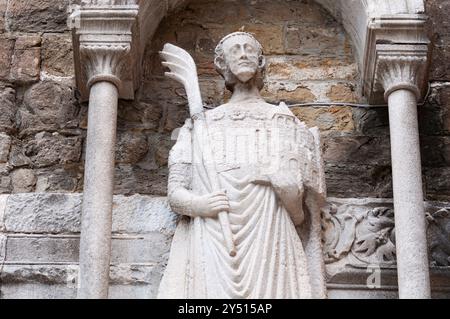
[214,32,266,92]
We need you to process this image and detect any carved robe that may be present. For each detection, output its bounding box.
[158,103,326,299]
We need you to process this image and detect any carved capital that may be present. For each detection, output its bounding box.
[71,4,140,101]
[362,15,430,104]
[375,49,428,101]
[80,43,130,90]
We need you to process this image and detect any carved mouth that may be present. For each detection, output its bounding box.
[238,61,254,66]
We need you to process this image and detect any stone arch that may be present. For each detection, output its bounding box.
[72,0,428,102]
[135,0,425,74]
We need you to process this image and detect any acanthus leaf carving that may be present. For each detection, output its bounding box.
[71,4,139,101]
[374,51,428,101]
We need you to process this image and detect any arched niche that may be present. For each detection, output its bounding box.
[141,0,360,110]
[72,0,429,103]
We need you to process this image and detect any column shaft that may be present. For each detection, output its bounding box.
[78,81,119,299]
[387,89,431,299]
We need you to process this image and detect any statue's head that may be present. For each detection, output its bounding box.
[214,32,266,92]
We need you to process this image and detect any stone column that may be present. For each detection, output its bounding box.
[70,5,139,299]
[77,45,128,299]
[378,54,431,299]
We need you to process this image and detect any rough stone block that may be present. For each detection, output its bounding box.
[291,106,355,133]
[326,83,358,103]
[0,194,8,231]
[8,143,31,168]
[0,0,6,33]
[116,132,149,164]
[265,56,358,82]
[4,193,82,233]
[3,193,177,235]
[19,81,78,136]
[285,23,349,57]
[41,33,74,77]
[3,233,172,265]
[262,86,316,104]
[10,36,41,83]
[35,167,81,193]
[117,101,163,132]
[421,136,450,167]
[24,133,82,168]
[111,195,177,234]
[114,165,168,196]
[0,175,11,194]
[353,107,390,136]
[6,0,70,33]
[0,264,164,299]
[0,37,15,80]
[323,136,391,166]
[0,84,16,134]
[11,169,36,193]
[0,132,11,163]
[430,45,450,81]
[424,167,450,201]
[325,164,393,198]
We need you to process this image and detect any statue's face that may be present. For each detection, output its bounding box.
[222,35,261,83]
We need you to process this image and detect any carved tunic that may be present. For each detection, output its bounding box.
[158,103,325,299]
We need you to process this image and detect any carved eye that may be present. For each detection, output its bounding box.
[244,44,256,54]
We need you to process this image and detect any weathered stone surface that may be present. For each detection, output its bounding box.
[0,84,17,134]
[325,164,393,198]
[3,193,176,234]
[111,195,176,234]
[353,107,390,136]
[262,86,316,103]
[116,132,148,164]
[285,24,350,57]
[0,37,14,80]
[421,136,450,167]
[11,169,36,193]
[0,264,165,298]
[0,175,11,194]
[327,83,358,103]
[0,133,11,163]
[114,165,168,196]
[5,234,172,264]
[117,101,163,131]
[4,193,82,233]
[6,0,70,32]
[41,33,74,77]
[24,133,82,168]
[426,0,450,81]
[0,194,8,231]
[265,56,358,82]
[0,0,6,33]
[323,136,391,166]
[9,143,31,168]
[35,166,81,193]
[10,36,41,83]
[424,167,450,201]
[292,106,355,133]
[19,81,78,136]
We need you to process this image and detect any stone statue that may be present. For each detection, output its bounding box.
[157,32,327,299]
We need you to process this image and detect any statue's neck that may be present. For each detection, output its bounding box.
[229,80,263,104]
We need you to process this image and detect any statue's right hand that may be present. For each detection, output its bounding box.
[191,191,230,218]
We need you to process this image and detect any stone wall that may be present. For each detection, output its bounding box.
[0,0,450,299]
[1,193,448,298]
[0,0,448,200]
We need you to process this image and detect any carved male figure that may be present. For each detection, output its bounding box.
[158,32,327,299]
